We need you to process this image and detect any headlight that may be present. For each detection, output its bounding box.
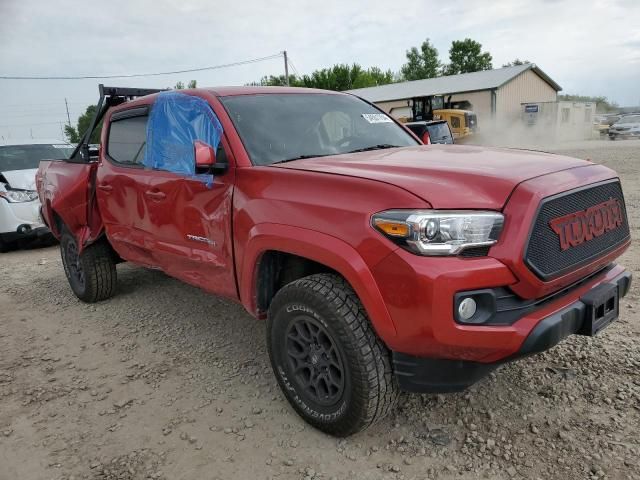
[0,188,39,203]
[372,209,504,256]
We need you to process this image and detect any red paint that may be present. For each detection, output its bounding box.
[36,87,630,366]
[194,140,216,168]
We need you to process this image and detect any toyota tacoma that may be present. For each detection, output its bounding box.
[36,85,631,436]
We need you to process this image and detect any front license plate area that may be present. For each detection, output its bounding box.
[579,283,619,336]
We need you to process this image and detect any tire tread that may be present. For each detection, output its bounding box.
[268,273,398,436]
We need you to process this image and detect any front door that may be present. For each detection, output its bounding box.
[144,141,237,298]
[139,92,237,299]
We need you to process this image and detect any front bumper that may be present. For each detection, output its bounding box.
[0,226,52,244]
[610,131,640,138]
[0,199,46,235]
[393,269,631,393]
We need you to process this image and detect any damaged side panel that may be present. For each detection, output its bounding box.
[37,160,102,250]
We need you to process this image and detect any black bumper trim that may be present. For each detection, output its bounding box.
[0,226,52,243]
[393,270,632,393]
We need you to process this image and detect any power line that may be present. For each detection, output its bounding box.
[1,110,85,118]
[287,57,300,77]
[0,121,64,128]
[0,101,87,108]
[0,53,283,80]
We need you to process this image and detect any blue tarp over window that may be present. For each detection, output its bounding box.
[143,91,223,179]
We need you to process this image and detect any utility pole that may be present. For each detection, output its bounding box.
[283,50,290,86]
[64,98,72,127]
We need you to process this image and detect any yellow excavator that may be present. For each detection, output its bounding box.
[410,96,477,140]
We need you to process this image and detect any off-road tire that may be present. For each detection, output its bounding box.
[60,231,117,303]
[267,273,398,436]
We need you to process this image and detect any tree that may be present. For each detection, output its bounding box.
[442,38,493,75]
[400,39,441,81]
[253,74,304,87]
[64,105,101,144]
[255,64,394,91]
[173,80,197,89]
[502,59,530,67]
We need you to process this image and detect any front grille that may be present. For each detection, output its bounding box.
[525,180,630,280]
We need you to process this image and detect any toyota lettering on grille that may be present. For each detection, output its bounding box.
[549,198,624,251]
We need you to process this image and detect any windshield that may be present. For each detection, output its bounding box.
[617,115,640,124]
[426,122,452,143]
[220,93,418,166]
[0,144,73,171]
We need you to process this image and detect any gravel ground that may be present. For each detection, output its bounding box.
[1,139,638,480]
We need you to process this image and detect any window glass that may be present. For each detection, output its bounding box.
[221,93,417,166]
[144,92,223,177]
[451,116,461,129]
[618,115,640,124]
[425,122,452,142]
[0,144,73,171]
[107,115,148,165]
[321,111,352,143]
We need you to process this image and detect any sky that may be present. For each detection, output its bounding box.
[0,0,639,140]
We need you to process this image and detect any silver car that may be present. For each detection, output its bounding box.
[609,114,640,140]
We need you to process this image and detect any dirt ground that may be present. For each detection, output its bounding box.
[1,139,638,480]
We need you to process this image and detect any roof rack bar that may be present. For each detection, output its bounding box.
[69,84,166,162]
[100,85,166,99]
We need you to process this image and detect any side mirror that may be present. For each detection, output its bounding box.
[80,143,91,162]
[194,140,216,168]
[194,140,228,174]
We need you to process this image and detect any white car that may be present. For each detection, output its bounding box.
[0,139,74,252]
[609,114,640,140]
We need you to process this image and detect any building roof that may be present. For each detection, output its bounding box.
[346,64,562,103]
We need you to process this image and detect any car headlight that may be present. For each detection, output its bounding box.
[0,188,39,203]
[372,210,504,256]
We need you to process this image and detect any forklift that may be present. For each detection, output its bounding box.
[410,95,477,140]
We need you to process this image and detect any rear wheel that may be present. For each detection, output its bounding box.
[60,231,117,302]
[267,273,398,436]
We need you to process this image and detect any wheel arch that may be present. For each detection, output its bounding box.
[240,223,397,342]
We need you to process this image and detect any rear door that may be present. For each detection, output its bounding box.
[96,108,157,266]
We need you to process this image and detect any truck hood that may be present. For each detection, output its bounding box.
[275,145,591,209]
[0,168,38,190]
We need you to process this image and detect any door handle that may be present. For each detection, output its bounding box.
[144,190,166,200]
[97,184,113,192]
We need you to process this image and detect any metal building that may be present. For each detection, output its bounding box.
[346,64,561,127]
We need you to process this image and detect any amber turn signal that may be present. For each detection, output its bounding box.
[373,219,411,238]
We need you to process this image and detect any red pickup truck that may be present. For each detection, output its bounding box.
[37,85,631,436]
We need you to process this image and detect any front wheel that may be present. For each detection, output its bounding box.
[267,274,398,436]
[60,231,117,303]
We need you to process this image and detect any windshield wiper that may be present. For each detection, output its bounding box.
[271,154,331,165]
[344,144,401,154]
